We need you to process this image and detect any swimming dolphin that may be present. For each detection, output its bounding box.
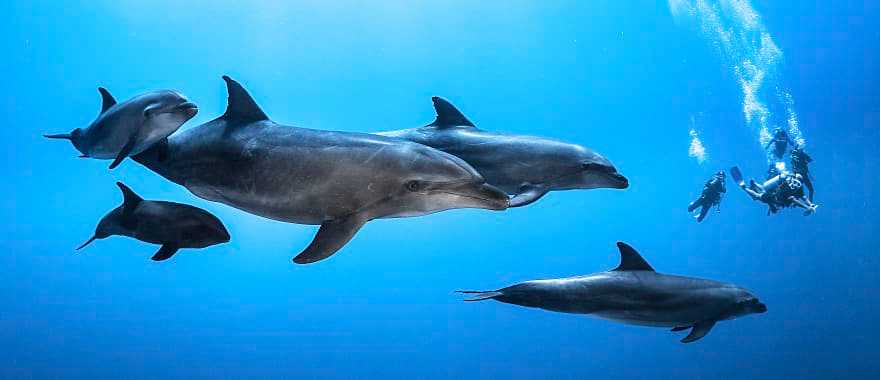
[377,97,629,207]
[458,242,767,343]
[132,76,509,264]
[77,182,230,261]
[44,88,198,169]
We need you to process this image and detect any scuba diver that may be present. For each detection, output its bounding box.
[765,127,794,160]
[790,147,814,201]
[688,171,726,222]
[730,166,818,216]
[773,172,816,214]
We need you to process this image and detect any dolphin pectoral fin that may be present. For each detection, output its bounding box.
[680,321,716,343]
[109,133,139,169]
[151,244,179,261]
[509,185,550,208]
[293,215,368,264]
[671,325,691,332]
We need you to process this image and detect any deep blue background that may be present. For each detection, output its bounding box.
[2,1,877,378]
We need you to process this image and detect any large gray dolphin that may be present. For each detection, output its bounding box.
[458,242,767,343]
[44,87,198,169]
[77,182,230,261]
[133,76,509,264]
[377,97,629,207]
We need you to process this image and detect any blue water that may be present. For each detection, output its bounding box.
[3,1,878,378]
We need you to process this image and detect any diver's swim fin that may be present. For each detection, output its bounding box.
[729,166,744,187]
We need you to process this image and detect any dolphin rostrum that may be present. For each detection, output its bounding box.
[458,242,767,343]
[44,88,198,169]
[377,97,628,207]
[133,76,509,264]
[77,182,230,261]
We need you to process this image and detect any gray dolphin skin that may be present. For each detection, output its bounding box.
[458,242,767,343]
[44,88,198,169]
[377,97,629,207]
[133,76,509,264]
[77,182,230,261]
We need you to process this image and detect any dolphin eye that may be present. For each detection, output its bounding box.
[406,180,422,192]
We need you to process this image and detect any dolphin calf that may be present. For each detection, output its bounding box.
[133,76,509,264]
[77,182,230,261]
[44,87,198,169]
[377,97,629,207]
[458,242,767,343]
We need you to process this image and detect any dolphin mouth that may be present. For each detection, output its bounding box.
[756,302,768,313]
[607,172,629,189]
[476,183,510,210]
[439,182,509,211]
[174,102,199,117]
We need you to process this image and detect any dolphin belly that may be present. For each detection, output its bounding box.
[592,310,697,328]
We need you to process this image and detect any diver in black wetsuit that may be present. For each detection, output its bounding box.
[765,128,794,160]
[688,171,726,222]
[790,147,814,201]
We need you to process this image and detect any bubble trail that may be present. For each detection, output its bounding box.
[669,0,806,163]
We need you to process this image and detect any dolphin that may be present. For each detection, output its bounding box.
[132,76,509,264]
[458,242,767,343]
[377,97,629,207]
[44,87,198,169]
[77,182,230,261]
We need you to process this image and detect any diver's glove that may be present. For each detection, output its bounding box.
[803,204,819,216]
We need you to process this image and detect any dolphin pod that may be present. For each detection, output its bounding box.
[133,76,509,264]
[458,242,766,343]
[50,75,766,343]
[378,97,628,207]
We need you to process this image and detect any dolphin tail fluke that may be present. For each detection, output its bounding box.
[76,235,97,250]
[43,133,72,140]
[456,290,503,302]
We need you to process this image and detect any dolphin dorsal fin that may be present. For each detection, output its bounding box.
[612,242,655,272]
[98,87,117,114]
[428,97,475,128]
[220,75,269,123]
[116,182,143,218]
